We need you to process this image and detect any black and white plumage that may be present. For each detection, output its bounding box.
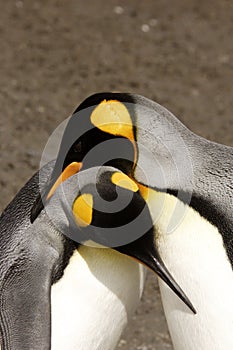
[31,92,232,349]
[1,92,232,350]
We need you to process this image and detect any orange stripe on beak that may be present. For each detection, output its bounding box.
[47,162,83,200]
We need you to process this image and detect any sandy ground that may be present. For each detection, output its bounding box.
[0,1,232,349]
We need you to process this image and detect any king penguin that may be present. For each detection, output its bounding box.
[30,92,233,350]
[0,164,194,350]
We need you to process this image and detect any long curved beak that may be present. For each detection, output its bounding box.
[115,229,196,314]
[140,245,196,314]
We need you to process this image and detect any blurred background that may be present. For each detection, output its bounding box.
[0,1,232,349]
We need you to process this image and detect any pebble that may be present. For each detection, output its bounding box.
[141,24,150,33]
[114,6,124,15]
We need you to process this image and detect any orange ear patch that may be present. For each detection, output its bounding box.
[72,193,93,227]
[47,162,82,200]
[90,100,135,141]
[111,172,139,192]
[91,99,138,165]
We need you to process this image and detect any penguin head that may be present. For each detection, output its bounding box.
[30,93,142,222]
[52,93,138,179]
[46,166,149,247]
[46,166,196,314]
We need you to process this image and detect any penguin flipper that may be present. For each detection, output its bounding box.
[0,231,59,350]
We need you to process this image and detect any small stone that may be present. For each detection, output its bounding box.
[141,24,150,32]
[114,6,124,15]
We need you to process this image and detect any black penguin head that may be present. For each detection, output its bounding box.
[46,166,196,314]
[47,166,147,247]
[52,93,138,181]
[31,93,138,222]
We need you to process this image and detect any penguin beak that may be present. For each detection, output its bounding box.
[115,231,196,314]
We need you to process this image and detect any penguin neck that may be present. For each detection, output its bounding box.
[188,136,233,216]
[183,137,233,264]
[136,114,233,264]
[51,246,145,350]
[147,191,233,350]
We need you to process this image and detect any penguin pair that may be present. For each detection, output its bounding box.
[32,93,233,349]
[0,93,194,350]
[1,93,232,349]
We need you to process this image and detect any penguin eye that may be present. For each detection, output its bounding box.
[73,141,82,153]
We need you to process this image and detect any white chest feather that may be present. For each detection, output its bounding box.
[51,246,145,350]
[147,191,233,350]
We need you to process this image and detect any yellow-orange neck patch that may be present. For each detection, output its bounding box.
[73,193,93,227]
[137,182,158,207]
[111,172,139,192]
[137,182,149,201]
